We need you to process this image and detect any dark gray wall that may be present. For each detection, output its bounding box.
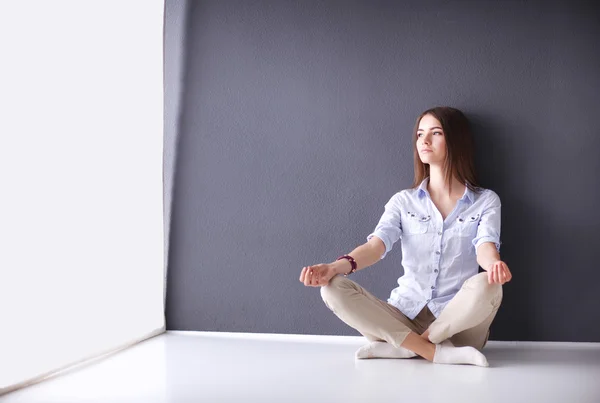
[165,0,600,342]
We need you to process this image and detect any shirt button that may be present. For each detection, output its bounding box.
[434,269,439,273]
[431,286,435,289]
[438,231,442,235]
[435,251,440,255]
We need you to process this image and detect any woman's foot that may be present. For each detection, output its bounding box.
[355,341,417,359]
[432,340,489,367]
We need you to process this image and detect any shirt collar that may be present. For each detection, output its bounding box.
[417,177,475,204]
[417,178,429,198]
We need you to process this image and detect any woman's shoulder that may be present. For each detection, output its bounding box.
[379,188,413,208]
[385,187,424,209]
[472,186,501,205]
[395,187,420,200]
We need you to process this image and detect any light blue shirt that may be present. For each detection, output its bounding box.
[366,177,501,320]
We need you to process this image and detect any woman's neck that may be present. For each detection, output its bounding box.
[428,166,465,199]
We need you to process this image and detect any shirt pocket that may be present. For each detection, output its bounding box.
[403,212,431,234]
[454,212,480,237]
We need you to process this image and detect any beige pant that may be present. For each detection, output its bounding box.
[320,272,503,350]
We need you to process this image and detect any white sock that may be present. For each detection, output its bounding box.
[433,340,489,367]
[355,341,417,359]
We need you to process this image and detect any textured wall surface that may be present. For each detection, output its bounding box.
[165,0,600,342]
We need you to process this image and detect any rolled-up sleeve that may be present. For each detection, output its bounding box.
[366,193,403,259]
[472,190,502,253]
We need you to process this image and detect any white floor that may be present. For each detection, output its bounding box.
[2,331,600,403]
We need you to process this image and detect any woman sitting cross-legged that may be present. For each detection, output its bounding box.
[299,106,512,367]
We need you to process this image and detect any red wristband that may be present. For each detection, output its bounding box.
[336,255,357,276]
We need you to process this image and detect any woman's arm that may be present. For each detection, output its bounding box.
[329,236,386,275]
[476,242,512,285]
[299,237,385,287]
[476,242,501,269]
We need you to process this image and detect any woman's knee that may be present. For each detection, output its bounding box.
[320,274,355,306]
[463,272,503,307]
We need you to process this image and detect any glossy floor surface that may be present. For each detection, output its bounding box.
[2,332,600,403]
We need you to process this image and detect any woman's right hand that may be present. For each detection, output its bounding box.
[299,263,337,287]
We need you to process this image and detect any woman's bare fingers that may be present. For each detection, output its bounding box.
[310,268,317,286]
[500,262,509,283]
[308,270,315,286]
[503,263,512,282]
[300,264,332,287]
[304,267,312,286]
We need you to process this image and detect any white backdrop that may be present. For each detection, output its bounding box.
[0,0,165,394]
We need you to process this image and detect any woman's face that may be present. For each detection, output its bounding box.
[416,114,447,165]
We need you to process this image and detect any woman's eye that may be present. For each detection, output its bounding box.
[417,133,423,137]
[434,131,442,135]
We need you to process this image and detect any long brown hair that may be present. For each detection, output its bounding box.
[411,106,481,194]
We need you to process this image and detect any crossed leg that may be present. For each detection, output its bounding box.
[320,272,502,365]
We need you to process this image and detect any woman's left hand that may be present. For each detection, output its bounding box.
[486,260,512,285]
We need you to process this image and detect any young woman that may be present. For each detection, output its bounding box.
[298,106,512,367]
